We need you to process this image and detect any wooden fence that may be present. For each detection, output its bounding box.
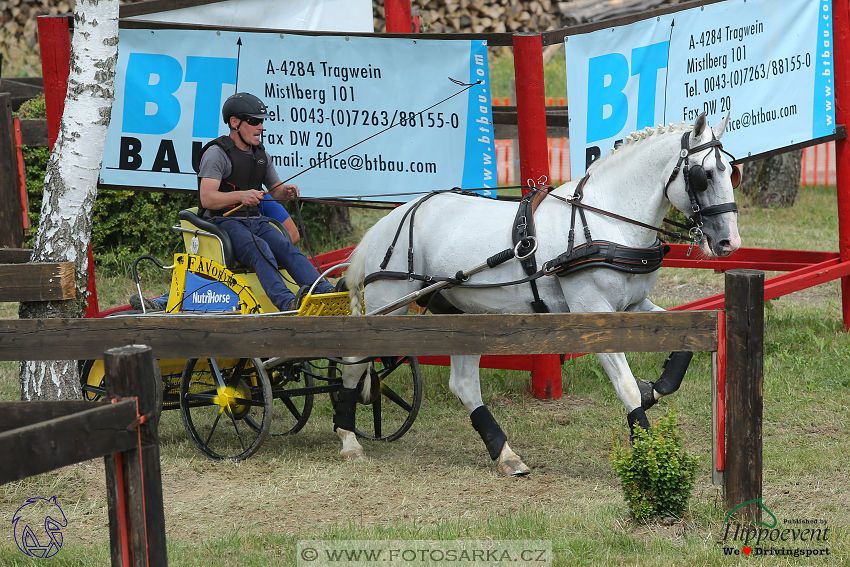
[0,345,167,566]
[1,270,765,527]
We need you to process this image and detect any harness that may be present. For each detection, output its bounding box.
[197,136,269,219]
[665,130,739,237]
[365,130,737,313]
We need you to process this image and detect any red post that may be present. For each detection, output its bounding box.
[13,118,29,231]
[513,33,562,399]
[37,16,72,151]
[37,15,100,317]
[384,0,413,33]
[833,1,850,331]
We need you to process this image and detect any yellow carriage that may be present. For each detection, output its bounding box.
[81,209,423,461]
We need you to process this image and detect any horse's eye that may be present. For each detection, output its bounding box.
[705,170,714,179]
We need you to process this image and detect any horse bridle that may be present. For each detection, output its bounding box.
[664,131,740,238]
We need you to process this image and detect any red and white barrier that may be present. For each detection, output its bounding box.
[801,141,836,187]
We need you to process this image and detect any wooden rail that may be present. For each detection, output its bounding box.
[0,345,167,566]
[0,247,75,302]
[0,311,718,361]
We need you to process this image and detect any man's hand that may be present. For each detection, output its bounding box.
[238,189,265,207]
[271,183,300,201]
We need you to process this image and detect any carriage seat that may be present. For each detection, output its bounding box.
[177,208,291,271]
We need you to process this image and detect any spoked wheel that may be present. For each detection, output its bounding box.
[79,358,164,413]
[179,358,272,461]
[333,356,422,442]
[79,359,104,401]
[261,359,320,436]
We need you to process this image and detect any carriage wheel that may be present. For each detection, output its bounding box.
[79,359,104,401]
[179,358,272,461]
[333,356,422,442]
[79,358,164,413]
[259,359,320,436]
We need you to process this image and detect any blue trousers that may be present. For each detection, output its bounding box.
[214,217,333,310]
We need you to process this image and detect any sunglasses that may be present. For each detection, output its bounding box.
[242,116,264,126]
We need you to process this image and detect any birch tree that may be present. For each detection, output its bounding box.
[18,0,119,401]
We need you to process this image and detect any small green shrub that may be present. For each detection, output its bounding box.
[610,410,699,523]
[13,92,46,119]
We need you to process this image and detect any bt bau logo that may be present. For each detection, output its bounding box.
[12,496,67,559]
[584,41,669,168]
[117,53,237,174]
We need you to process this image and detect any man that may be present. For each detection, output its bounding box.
[129,193,298,311]
[197,92,333,311]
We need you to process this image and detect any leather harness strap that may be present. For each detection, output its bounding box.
[512,185,556,313]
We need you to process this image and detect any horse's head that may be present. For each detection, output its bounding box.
[665,112,741,257]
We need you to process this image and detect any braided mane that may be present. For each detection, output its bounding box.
[586,122,690,175]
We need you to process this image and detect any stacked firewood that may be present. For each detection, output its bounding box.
[373,0,681,33]
[2,0,682,75]
[1,0,71,74]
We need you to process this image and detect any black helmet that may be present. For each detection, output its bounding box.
[222,92,271,124]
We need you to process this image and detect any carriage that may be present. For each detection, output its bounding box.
[79,207,423,462]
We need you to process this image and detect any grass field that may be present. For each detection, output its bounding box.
[1,184,848,566]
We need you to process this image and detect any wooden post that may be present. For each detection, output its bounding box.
[103,345,167,567]
[833,0,850,331]
[723,270,764,521]
[513,33,562,400]
[0,93,24,248]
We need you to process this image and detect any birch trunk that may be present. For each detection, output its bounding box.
[17,0,119,401]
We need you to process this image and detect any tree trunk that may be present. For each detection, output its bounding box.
[740,150,803,208]
[17,0,119,401]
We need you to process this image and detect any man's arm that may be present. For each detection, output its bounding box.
[281,217,300,244]
[199,177,265,210]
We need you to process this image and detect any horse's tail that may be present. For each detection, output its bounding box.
[346,224,374,317]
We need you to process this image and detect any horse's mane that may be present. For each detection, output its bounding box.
[586,122,690,175]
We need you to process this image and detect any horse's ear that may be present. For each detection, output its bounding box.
[693,112,708,141]
[712,112,731,140]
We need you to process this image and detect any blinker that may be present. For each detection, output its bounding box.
[689,165,708,192]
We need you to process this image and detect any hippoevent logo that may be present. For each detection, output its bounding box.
[720,499,830,559]
[12,496,67,559]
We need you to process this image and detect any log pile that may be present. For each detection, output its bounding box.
[2,0,682,75]
[373,0,682,33]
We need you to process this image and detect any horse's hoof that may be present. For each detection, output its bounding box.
[637,379,657,410]
[340,448,366,461]
[498,457,531,476]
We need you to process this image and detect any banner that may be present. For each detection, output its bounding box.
[565,0,835,175]
[100,30,495,200]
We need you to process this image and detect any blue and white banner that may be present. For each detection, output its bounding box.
[181,272,240,311]
[565,0,835,175]
[100,29,495,200]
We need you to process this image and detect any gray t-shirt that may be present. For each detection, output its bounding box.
[198,144,281,189]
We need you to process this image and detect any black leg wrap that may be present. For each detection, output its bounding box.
[470,406,507,461]
[637,379,657,410]
[654,351,693,396]
[333,387,358,431]
[627,407,651,437]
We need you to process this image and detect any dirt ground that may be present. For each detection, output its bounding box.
[2,267,845,561]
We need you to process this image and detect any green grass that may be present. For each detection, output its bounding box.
[489,46,568,102]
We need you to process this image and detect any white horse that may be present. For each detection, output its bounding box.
[335,112,741,475]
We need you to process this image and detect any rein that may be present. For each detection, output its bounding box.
[543,181,695,243]
[365,128,740,312]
